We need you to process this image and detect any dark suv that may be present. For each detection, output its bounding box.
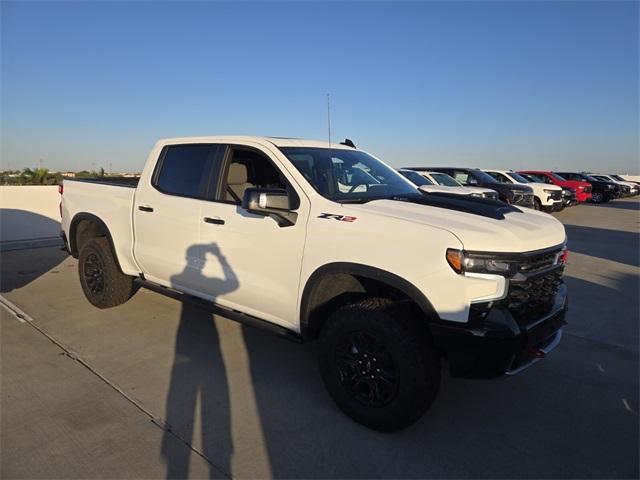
[555,172,619,203]
[414,167,535,207]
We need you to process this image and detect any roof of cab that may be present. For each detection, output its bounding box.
[156,135,357,150]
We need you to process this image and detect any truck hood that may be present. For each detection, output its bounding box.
[531,182,562,191]
[349,199,566,253]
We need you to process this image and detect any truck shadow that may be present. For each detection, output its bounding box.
[159,246,638,479]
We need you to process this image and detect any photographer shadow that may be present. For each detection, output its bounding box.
[160,243,239,479]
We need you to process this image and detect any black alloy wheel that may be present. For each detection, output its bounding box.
[335,330,399,408]
[83,253,105,295]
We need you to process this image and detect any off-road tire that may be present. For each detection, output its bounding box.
[78,237,136,308]
[318,297,440,432]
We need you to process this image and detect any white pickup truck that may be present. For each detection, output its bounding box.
[61,136,569,432]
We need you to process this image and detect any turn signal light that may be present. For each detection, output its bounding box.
[446,248,464,274]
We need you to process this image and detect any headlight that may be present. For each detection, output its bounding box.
[446,249,515,275]
[470,192,483,198]
[543,189,555,193]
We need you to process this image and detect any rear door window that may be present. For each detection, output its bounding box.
[154,144,221,199]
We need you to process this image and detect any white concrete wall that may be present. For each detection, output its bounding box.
[621,175,640,182]
[0,186,61,242]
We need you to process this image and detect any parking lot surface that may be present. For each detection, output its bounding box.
[1,198,638,479]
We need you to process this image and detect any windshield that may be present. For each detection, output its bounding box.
[550,172,567,181]
[583,174,600,182]
[470,169,499,184]
[430,172,461,187]
[508,172,530,183]
[520,173,545,183]
[280,147,418,203]
[398,170,434,186]
[611,175,625,181]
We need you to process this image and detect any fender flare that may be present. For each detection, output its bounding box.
[299,262,440,340]
[69,213,123,272]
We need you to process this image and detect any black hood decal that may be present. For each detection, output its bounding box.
[386,193,521,220]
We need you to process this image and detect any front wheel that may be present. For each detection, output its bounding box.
[591,191,604,203]
[533,198,542,210]
[78,237,137,308]
[318,298,440,432]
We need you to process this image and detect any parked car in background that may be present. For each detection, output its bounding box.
[398,169,499,200]
[590,174,639,196]
[411,167,534,207]
[610,174,640,188]
[60,135,569,432]
[554,172,619,203]
[483,169,563,212]
[560,187,578,208]
[518,171,592,204]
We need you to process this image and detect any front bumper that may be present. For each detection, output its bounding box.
[575,191,592,202]
[430,284,568,378]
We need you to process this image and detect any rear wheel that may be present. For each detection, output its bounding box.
[78,237,136,308]
[318,297,440,432]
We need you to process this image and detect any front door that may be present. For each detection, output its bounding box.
[197,143,309,329]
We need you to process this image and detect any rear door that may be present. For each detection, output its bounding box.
[133,144,222,292]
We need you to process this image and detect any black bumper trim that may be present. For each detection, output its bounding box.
[430,285,568,378]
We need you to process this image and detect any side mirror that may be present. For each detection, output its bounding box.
[467,177,478,186]
[242,188,297,227]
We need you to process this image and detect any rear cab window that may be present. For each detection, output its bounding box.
[153,144,222,199]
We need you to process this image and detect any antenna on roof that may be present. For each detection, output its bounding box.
[341,138,356,148]
[327,93,332,148]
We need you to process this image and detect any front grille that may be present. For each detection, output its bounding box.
[513,192,533,206]
[505,269,564,321]
[518,250,559,273]
[550,190,562,201]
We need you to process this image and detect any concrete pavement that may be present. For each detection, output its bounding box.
[1,198,638,479]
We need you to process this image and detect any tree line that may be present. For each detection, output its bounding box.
[1,167,105,185]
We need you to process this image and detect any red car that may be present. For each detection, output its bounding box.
[518,170,592,203]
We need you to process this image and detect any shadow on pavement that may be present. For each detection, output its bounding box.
[565,224,640,267]
[161,243,238,479]
[588,200,640,211]
[159,243,638,478]
[0,210,68,293]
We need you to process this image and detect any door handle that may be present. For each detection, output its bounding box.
[138,205,154,212]
[203,217,225,225]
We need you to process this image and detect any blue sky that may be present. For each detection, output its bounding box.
[1,1,638,173]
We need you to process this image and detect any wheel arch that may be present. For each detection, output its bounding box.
[300,262,440,341]
[69,213,124,272]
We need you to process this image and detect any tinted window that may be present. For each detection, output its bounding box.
[155,145,218,198]
[486,172,511,183]
[399,170,433,186]
[430,172,460,187]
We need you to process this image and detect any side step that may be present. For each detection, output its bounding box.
[136,279,302,343]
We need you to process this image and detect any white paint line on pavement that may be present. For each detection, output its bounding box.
[0,294,34,323]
